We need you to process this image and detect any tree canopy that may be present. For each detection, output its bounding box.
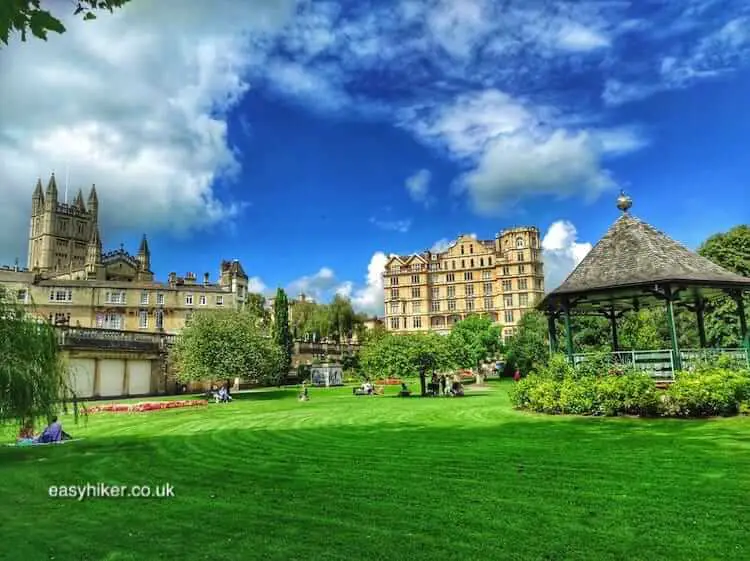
[244,293,270,329]
[289,295,363,342]
[1,0,131,45]
[360,331,454,395]
[504,310,548,375]
[698,225,750,348]
[447,315,503,380]
[0,287,73,426]
[170,309,283,385]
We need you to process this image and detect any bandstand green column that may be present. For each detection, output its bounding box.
[696,298,707,348]
[563,301,574,363]
[736,293,748,360]
[664,286,682,372]
[609,308,619,352]
[547,313,558,354]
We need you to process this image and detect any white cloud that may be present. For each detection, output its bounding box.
[424,0,494,59]
[369,217,412,233]
[541,220,593,291]
[405,169,432,206]
[431,238,453,253]
[604,15,750,106]
[246,276,268,294]
[0,0,295,262]
[284,253,387,316]
[287,267,337,301]
[556,23,611,52]
[402,89,646,213]
[403,90,534,159]
[350,252,388,316]
[460,129,617,214]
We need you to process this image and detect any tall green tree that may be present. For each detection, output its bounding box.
[505,310,549,375]
[291,299,317,339]
[171,309,282,386]
[272,289,293,376]
[698,225,750,348]
[328,295,355,342]
[447,314,503,383]
[1,0,131,45]
[0,287,76,427]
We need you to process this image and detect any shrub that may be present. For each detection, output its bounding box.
[557,377,598,414]
[533,353,574,380]
[510,355,660,417]
[662,366,750,417]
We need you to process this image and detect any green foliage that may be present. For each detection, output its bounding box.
[511,352,750,418]
[357,321,386,345]
[509,356,660,417]
[447,314,503,371]
[328,295,355,342]
[1,0,130,45]
[272,289,293,376]
[698,225,750,348]
[171,309,283,385]
[0,287,75,427]
[661,364,750,417]
[290,296,363,343]
[532,353,574,380]
[504,310,549,375]
[244,293,270,328]
[619,309,663,350]
[699,225,750,277]
[360,332,454,394]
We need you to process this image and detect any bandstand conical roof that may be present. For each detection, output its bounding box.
[539,191,750,313]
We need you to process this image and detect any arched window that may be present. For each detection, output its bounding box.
[516,237,524,248]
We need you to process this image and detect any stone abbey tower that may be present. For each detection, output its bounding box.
[27,173,100,272]
[27,173,152,281]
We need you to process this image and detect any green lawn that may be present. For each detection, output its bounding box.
[1,380,749,561]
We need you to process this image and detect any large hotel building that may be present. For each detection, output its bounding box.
[383,227,545,341]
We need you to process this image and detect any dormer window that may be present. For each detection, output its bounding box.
[516,237,524,248]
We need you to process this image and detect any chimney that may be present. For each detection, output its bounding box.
[168,272,176,285]
[203,272,210,285]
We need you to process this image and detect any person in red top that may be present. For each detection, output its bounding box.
[513,369,521,382]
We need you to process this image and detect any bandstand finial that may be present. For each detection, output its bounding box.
[616,189,633,213]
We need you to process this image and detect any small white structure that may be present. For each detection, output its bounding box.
[310,363,343,387]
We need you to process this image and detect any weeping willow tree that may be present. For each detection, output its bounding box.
[0,287,75,428]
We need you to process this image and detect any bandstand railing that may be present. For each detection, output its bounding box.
[571,348,750,380]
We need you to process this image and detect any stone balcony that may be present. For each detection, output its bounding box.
[56,326,173,353]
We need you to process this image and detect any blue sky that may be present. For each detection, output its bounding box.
[0,0,748,314]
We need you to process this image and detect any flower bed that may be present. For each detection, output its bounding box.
[375,378,402,385]
[83,399,208,414]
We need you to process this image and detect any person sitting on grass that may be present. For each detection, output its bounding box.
[216,386,232,403]
[16,420,36,445]
[35,416,72,444]
[398,382,411,397]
